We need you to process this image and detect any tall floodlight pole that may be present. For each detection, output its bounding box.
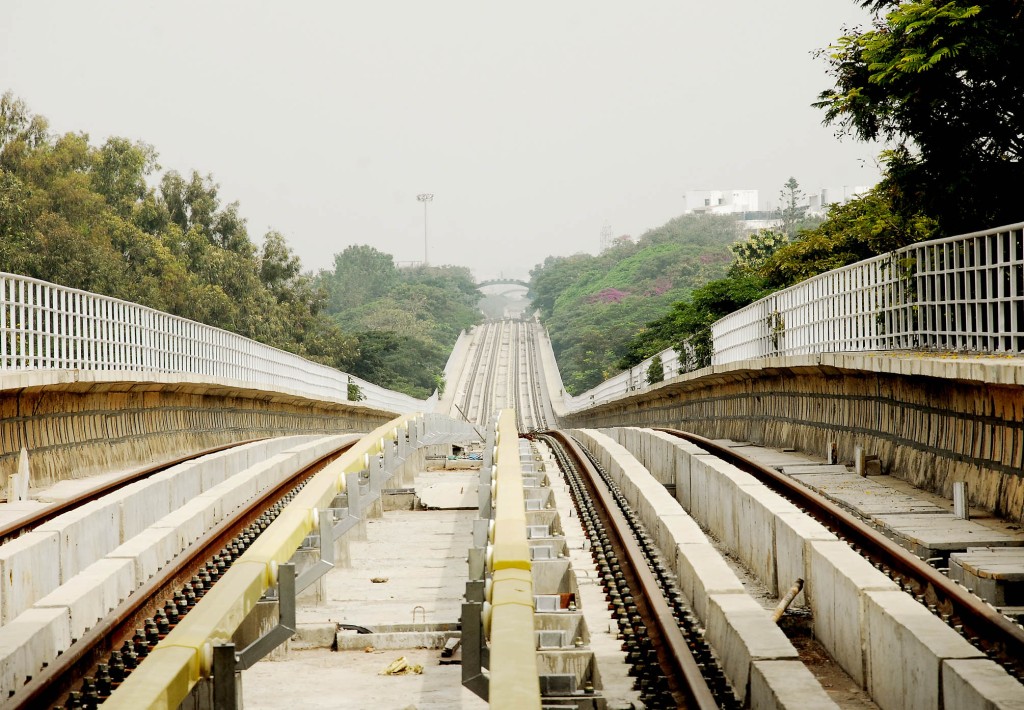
[417,193,433,265]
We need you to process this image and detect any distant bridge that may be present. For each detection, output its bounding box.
[476,278,529,289]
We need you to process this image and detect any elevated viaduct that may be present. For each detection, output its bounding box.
[0,220,1022,709]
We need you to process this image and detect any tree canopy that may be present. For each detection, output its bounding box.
[317,247,481,398]
[529,214,739,394]
[0,93,481,398]
[816,1,1024,234]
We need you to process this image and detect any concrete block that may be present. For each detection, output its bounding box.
[676,543,745,623]
[705,593,798,703]
[250,454,289,492]
[774,512,837,608]
[750,660,839,710]
[37,498,121,583]
[198,452,232,489]
[733,485,799,596]
[242,440,273,470]
[942,658,1024,710]
[632,478,678,544]
[0,606,72,695]
[658,513,706,552]
[808,540,898,687]
[0,531,61,623]
[864,590,983,710]
[152,497,218,552]
[687,454,714,526]
[108,476,173,542]
[701,458,757,551]
[151,465,202,510]
[35,558,135,641]
[108,526,180,585]
[674,445,693,511]
[205,470,261,518]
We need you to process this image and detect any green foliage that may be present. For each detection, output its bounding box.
[0,92,358,377]
[347,376,365,402]
[777,177,807,239]
[620,274,770,371]
[645,357,664,385]
[729,229,788,274]
[530,214,739,394]
[816,2,1023,234]
[317,252,481,398]
[760,189,937,288]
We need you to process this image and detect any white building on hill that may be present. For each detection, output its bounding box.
[683,189,759,215]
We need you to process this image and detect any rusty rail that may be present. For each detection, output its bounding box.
[655,427,1024,677]
[544,431,719,709]
[9,439,356,710]
[0,439,265,545]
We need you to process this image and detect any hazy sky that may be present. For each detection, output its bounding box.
[1,2,880,281]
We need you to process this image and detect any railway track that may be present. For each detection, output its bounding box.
[0,440,264,546]
[656,428,1024,682]
[460,319,550,428]
[513,321,547,431]
[539,431,727,709]
[461,321,503,424]
[9,439,357,710]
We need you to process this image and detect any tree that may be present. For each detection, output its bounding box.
[93,137,158,218]
[730,229,788,274]
[760,189,937,288]
[322,245,398,311]
[816,2,1024,234]
[777,177,806,238]
[645,357,665,385]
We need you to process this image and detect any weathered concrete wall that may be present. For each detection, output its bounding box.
[0,373,397,489]
[559,354,1024,522]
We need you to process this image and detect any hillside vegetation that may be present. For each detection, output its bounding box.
[0,93,477,398]
[316,246,481,398]
[529,214,739,394]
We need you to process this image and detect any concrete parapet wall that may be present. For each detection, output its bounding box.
[560,354,1024,521]
[568,429,828,705]
[0,373,395,490]
[0,436,337,625]
[609,426,1020,710]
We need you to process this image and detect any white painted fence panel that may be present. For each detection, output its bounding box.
[567,222,1024,412]
[0,274,430,414]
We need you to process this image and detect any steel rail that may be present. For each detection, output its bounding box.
[477,322,501,425]
[525,324,548,430]
[460,323,490,420]
[544,431,719,709]
[0,439,265,545]
[9,438,357,710]
[655,427,1024,676]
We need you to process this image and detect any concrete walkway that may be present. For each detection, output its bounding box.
[242,469,486,710]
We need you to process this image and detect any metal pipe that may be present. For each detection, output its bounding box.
[772,578,804,623]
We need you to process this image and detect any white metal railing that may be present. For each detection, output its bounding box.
[0,273,431,414]
[713,221,1024,363]
[565,222,1024,412]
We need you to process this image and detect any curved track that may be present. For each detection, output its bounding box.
[657,428,1024,682]
[540,431,726,709]
[0,440,264,546]
[11,440,356,710]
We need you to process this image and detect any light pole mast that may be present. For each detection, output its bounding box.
[416,193,433,265]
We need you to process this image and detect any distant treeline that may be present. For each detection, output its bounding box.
[0,93,479,397]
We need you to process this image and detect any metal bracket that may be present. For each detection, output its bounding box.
[213,643,240,710]
[295,510,335,592]
[461,601,489,701]
[235,563,297,670]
